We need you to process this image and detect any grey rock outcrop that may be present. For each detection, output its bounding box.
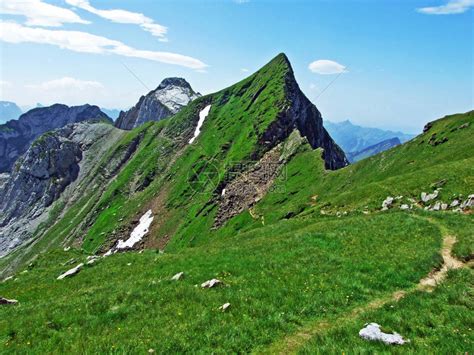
[259,54,348,170]
[0,104,111,173]
[115,78,200,130]
[0,122,118,257]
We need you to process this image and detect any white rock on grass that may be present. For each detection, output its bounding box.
[201,279,222,288]
[0,297,18,305]
[103,249,114,257]
[450,199,459,207]
[86,255,100,265]
[432,202,441,211]
[381,197,394,210]
[57,263,84,280]
[219,303,231,312]
[400,204,410,210]
[171,272,184,281]
[461,194,474,209]
[359,323,408,345]
[441,203,448,210]
[116,210,154,250]
[421,190,438,203]
[2,276,14,283]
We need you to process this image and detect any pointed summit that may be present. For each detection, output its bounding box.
[247,53,348,169]
[115,77,200,130]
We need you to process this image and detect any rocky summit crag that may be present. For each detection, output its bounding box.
[0,104,111,173]
[0,121,123,257]
[115,77,200,130]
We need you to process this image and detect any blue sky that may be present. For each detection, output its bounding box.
[0,0,472,132]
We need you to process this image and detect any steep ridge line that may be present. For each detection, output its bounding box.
[264,223,470,354]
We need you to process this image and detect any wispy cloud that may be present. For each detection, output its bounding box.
[22,76,107,106]
[26,77,103,90]
[234,0,250,3]
[240,68,249,72]
[0,21,207,70]
[308,59,347,75]
[0,0,89,27]
[417,0,474,14]
[65,0,168,41]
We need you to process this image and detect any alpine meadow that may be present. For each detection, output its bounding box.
[0,0,472,353]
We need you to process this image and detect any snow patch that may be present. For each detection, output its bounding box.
[116,210,154,250]
[189,105,211,144]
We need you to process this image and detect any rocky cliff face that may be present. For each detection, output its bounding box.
[259,54,348,170]
[115,77,200,130]
[0,122,119,257]
[0,104,111,173]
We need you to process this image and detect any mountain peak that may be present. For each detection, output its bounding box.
[157,77,193,91]
[115,77,200,130]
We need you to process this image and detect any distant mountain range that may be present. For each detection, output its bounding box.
[346,137,401,162]
[324,120,415,159]
[0,101,23,123]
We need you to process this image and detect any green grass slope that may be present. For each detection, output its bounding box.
[0,52,472,353]
[0,213,446,353]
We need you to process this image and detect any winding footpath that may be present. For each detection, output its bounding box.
[265,219,471,354]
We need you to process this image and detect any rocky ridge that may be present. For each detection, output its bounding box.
[115,77,200,130]
[0,122,120,257]
[0,104,111,173]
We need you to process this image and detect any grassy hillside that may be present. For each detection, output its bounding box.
[0,52,472,352]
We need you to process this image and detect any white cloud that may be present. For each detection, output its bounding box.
[234,0,250,3]
[0,80,12,87]
[308,59,347,75]
[0,21,207,70]
[417,0,474,14]
[0,0,89,27]
[309,83,317,90]
[65,0,168,40]
[26,77,103,90]
[241,68,249,72]
[22,76,107,106]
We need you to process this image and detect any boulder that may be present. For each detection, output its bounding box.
[359,323,408,345]
[57,263,84,280]
[461,194,474,209]
[171,272,184,281]
[400,204,410,210]
[86,255,100,265]
[201,279,223,288]
[382,196,394,210]
[0,297,18,305]
[219,303,231,312]
[421,190,438,203]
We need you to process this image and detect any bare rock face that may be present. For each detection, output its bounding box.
[0,122,116,257]
[259,55,348,170]
[115,77,200,130]
[0,104,111,173]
